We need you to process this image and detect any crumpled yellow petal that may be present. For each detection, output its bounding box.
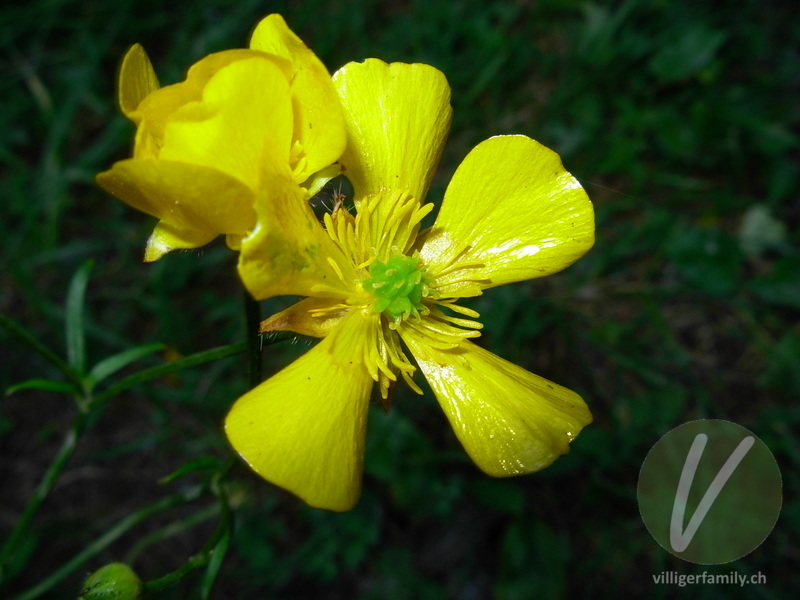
[159,55,294,190]
[119,43,159,123]
[250,14,346,181]
[333,59,452,203]
[419,135,595,297]
[96,159,255,235]
[132,81,197,160]
[238,174,355,300]
[260,297,347,338]
[131,50,274,160]
[402,329,592,476]
[225,309,374,511]
[144,221,217,262]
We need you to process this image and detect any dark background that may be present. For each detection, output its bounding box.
[1,0,798,598]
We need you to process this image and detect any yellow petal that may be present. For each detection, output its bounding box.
[260,297,347,338]
[402,328,592,476]
[132,83,195,159]
[96,159,255,235]
[419,135,595,297]
[250,14,346,180]
[225,309,374,511]
[238,174,355,300]
[133,49,281,158]
[302,163,345,200]
[143,221,217,262]
[183,49,291,92]
[333,59,452,203]
[119,44,159,122]
[159,54,294,189]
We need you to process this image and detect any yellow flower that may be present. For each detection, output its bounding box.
[96,15,345,261]
[226,59,596,511]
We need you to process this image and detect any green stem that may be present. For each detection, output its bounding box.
[243,293,262,388]
[124,504,219,566]
[11,486,205,600]
[0,408,88,582]
[142,475,232,594]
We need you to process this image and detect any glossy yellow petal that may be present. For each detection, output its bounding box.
[250,14,346,180]
[118,44,159,122]
[419,135,595,297]
[143,221,217,262]
[260,297,347,338]
[402,328,592,476]
[333,59,452,203]
[96,159,255,235]
[225,310,374,511]
[159,55,294,189]
[238,174,355,300]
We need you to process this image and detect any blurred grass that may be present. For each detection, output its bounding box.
[1,0,798,598]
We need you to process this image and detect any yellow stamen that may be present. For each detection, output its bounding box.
[308,303,350,318]
[435,300,480,319]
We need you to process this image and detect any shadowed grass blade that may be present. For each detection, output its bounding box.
[65,260,93,375]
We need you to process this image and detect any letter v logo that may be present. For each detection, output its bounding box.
[638,420,782,564]
[669,433,755,552]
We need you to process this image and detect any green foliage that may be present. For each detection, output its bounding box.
[1,0,797,598]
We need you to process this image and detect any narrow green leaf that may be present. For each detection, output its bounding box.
[0,313,82,389]
[6,378,76,396]
[65,260,94,375]
[87,342,166,386]
[160,457,220,484]
[93,342,247,406]
[0,530,39,586]
[199,527,230,600]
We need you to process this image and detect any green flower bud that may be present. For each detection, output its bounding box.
[78,563,142,600]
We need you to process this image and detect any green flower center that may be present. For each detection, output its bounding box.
[362,254,429,320]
